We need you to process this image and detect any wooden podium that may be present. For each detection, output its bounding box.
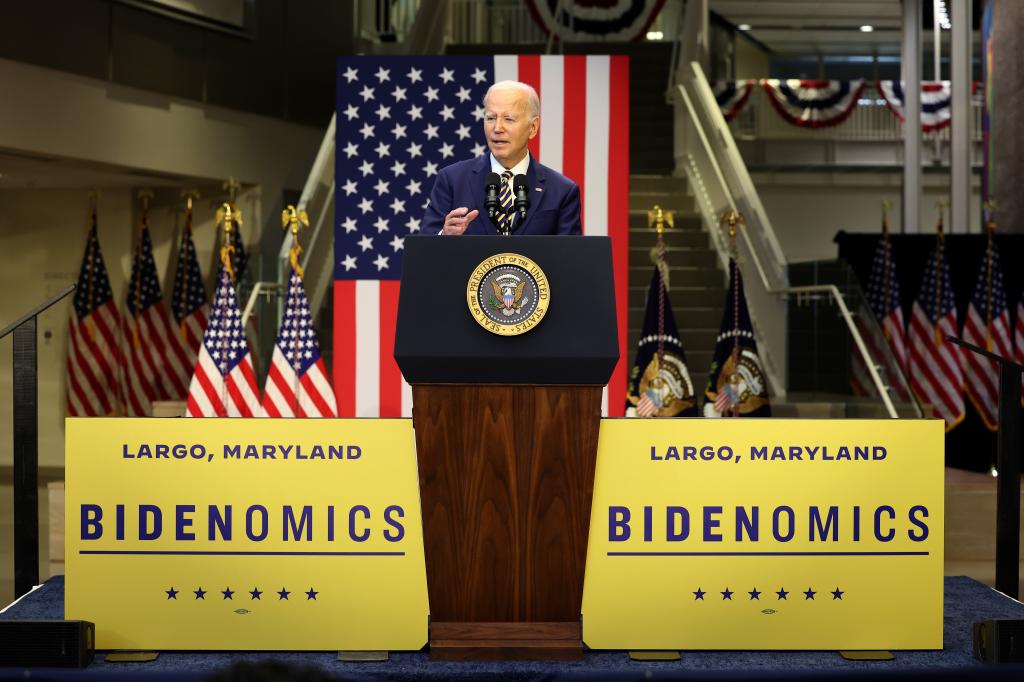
[395,236,619,660]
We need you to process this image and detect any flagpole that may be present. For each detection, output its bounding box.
[84,192,99,342]
[223,177,244,280]
[881,200,893,347]
[933,200,948,346]
[721,210,745,418]
[133,190,154,349]
[215,202,240,417]
[179,189,201,342]
[984,201,997,352]
[282,205,310,414]
[647,205,673,368]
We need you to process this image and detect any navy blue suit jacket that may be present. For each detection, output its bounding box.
[422,154,582,235]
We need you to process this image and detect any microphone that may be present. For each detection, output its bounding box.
[484,172,501,223]
[513,175,530,222]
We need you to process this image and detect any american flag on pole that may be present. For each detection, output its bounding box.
[908,234,965,430]
[850,229,909,400]
[171,201,209,364]
[185,264,262,417]
[1015,288,1024,406]
[625,265,698,418]
[262,268,338,417]
[703,257,771,418]
[120,220,192,415]
[66,210,122,416]
[962,234,1013,430]
[334,55,629,417]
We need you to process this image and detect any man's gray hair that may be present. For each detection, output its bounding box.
[483,80,540,118]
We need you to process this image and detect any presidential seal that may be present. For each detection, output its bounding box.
[627,351,696,417]
[466,253,549,336]
[704,348,769,417]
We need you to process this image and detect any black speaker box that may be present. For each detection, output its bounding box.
[0,620,95,668]
[974,619,1024,663]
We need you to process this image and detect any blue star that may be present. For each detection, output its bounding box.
[693,588,706,600]
[278,588,291,600]
[166,587,178,600]
[222,587,235,600]
[194,587,207,600]
[249,588,262,600]
[306,588,318,600]
[804,588,816,600]
[748,587,761,600]
[832,587,844,600]
[776,588,789,600]
[721,588,734,600]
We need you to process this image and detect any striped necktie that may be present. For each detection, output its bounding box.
[495,170,514,233]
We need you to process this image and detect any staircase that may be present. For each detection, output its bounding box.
[628,174,724,399]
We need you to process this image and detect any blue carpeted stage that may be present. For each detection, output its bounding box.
[2,576,1024,681]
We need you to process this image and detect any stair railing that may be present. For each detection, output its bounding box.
[674,62,914,418]
[0,283,76,598]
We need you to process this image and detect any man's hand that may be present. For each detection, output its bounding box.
[442,207,479,235]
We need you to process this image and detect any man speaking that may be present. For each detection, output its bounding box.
[422,81,582,236]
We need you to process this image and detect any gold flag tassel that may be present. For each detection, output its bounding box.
[646,205,674,370]
[720,209,746,417]
[282,205,310,382]
[933,201,947,347]
[222,177,244,277]
[216,202,241,283]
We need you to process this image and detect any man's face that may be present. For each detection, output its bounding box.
[483,88,539,167]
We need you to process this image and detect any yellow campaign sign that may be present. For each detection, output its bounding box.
[65,418,428,651]
[582,419,944,650]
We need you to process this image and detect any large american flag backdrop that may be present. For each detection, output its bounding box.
[334,55,630,417]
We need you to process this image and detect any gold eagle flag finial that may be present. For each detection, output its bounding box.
[216,202,240,282]
[719,209,745,258]
[222,177,243,224]
[281,205,310,278]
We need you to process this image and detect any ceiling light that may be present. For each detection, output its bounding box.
[646,31,663,40]
[860,25,874,32]
[738,24,751,31]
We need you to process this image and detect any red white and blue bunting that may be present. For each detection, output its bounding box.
[878,80,953,132]
[713,80,756,121]
[760,79,866,128]
[525,0,666,42]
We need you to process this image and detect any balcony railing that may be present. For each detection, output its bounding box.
[448,0,547,45]
[729,84,983,143]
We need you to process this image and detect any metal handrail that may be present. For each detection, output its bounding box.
[3,283,77,598]
[675,75,907,419]
[0,284,76,339]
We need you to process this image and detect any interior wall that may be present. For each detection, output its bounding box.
[0,0,354,127]
[0,185,257,470]
[0,56,322,230]
[754,172,983,264]
[734,35,770,79]
[0,56,325,473]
